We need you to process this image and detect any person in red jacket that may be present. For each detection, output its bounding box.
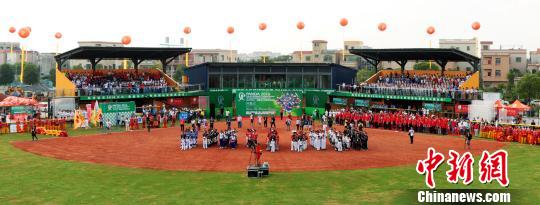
[254,143,263,166]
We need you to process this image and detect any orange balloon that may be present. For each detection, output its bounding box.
[340,18,348,27]
[297,21,305,30]
[18,28,30,39]
[227,26,234,34]
[259,23,267,31]
[183,26,191,34]
[55,32,62,39]
[471,21,481,30]
[9,27,16,33]
[378,22,387,31]
[121,35,131,45]
[426,26,435,35]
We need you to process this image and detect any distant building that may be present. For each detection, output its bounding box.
[38,53,57,77]
[439,38,479,71]
[530,49,540,64]
[336,41,372,69]
[481,41,527,72]
[292,40,336,63]
[238,51,281,62]
[69,41,124,69]
[0,42,40,65]
[528,49,540,73]
[168,49,239,76]
[291,40,371,69]
[480,41,527,87]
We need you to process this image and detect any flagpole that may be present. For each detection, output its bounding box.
[20,46,25,83]
[56,39,59,69]
[185,38,189,67]
[429,38,432,70]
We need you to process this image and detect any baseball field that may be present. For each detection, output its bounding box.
[1,121,539,204]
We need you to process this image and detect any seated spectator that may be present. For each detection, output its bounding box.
[66,69,173,95]
[338,72,480,100]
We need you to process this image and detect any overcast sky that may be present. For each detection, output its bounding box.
[1,0,538,54]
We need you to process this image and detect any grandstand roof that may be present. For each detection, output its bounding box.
[55,46,191,71]
[350,48,479,62]
[349,48,481,72]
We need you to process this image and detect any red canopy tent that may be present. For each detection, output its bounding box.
[494,100,506,109]
[0,96,38,107]
[508,100,530,111]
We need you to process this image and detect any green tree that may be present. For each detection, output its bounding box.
[0,64,15,85]
[23,63,40,85]
[356,68,375,82]
[272,55,293,62]
[48,67,56,86]
[516,74,540,101]
[247,57,276,63]
[72,64,84,69]
[504,69,521,100]
[485,83,506,93]
[153,62,163,70]
[413,61,440,70]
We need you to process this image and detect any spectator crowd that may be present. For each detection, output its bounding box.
[66,69,172,96]
[339,72,481,100]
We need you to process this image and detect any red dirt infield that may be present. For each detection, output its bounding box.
[13,119,505,172]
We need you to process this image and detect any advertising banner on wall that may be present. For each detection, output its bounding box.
[332,97,347,105]
[423,103,442,111]
[209,90,233,108]
[235,90,303,116]
[52,98,76,119]
[99,101,136,125]
[305,91,328,108]
[354,99,370,107]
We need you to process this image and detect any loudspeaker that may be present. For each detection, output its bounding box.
[247,166,260,178]
[261,162,270,176]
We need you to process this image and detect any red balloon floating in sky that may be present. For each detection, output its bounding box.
[297,21,305,30]
[340,18,348,27]
[259,23,267,31]
[18,27,30,38]
[121,35,131,45]
[55,32,62,39]
[227,26,235,34]
[472,21,481,30]
[378,22,387,31]
[426,26,435,35]
[183,26,191,35]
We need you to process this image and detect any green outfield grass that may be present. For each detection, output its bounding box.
[0,128,538,204]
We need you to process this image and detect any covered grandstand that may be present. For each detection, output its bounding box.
[335,48,482,117]
[54,46,205,116]
[54,47,483,119]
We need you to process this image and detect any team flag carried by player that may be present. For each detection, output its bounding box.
[91,101,102,126]
[73,110,84,129]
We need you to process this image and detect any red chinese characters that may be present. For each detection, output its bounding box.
[479,150,509,187]
[417,148,510,188]
[416,148,445,189]
[446,150,474,185]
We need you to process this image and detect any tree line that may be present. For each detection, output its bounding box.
[0,63,52,85]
